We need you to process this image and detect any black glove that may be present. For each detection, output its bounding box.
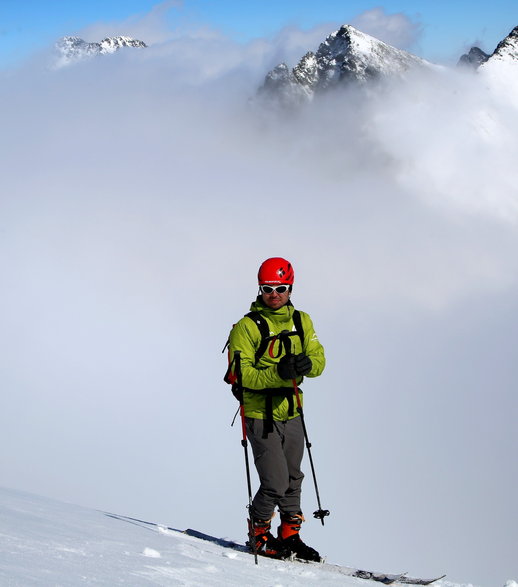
[294,353,312,376]
[277,355,297,380]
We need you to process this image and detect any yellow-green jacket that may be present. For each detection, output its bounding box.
[228,298,325,420]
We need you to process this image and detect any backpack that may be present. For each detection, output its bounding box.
[223,310,305,400]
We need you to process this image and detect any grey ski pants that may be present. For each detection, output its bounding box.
[246,416,305,520]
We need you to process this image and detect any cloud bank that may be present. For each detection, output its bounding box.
[1,11,517,587]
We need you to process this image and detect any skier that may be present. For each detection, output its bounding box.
[227,257,326,561]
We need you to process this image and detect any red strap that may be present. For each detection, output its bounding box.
[268,337,278,358]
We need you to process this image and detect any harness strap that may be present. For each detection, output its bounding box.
[292,309,304,345]
[243,386,297,437]
[227,308,306,436]
[245,309,305,362]
[245,311,270,363]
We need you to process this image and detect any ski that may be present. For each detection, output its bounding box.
[184,529,435,585]
[398,576,447,585]
[184,528,250,553]
[105,515,445,586]
[103,512,183,533]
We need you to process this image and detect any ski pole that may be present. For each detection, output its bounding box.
[272,331,330,526]
[234,351,259,564]
[291,377,330,525]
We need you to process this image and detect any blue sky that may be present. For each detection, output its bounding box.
[1,0,518,68]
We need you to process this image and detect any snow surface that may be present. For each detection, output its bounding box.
[479,50,518,97]
[0,487,507,587]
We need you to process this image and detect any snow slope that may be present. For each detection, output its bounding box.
[479,26,518,96]
[0,487,497,587]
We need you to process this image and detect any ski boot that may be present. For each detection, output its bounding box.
[247,517,290,559]
[278,512,321,562]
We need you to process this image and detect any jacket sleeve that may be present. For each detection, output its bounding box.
[229,318,287,390]
[300,312,326,378]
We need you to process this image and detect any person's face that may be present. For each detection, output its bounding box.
[260,284,291,309]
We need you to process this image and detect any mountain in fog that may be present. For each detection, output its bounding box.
[459,26,518,69]
[458,47,490,69]
[55,36,147,67]
[259,25,434,104]
[481,25,518,66]
[260,24,518,105]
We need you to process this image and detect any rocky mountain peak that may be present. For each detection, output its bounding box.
[458,47,490,69]
[54,35,147,67]
[259,24,431,104]
[488,26,518,62]
[461,26,518,71]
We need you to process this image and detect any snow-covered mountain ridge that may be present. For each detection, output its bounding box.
[260,24,518,104]
[0,486,494,587]
[489,25,518,62]
[459,25,518,68]
[260,25,432,103]
[55,35,147,67]
[476,26,518,95]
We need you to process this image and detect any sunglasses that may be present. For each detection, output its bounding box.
[260,284,291,294]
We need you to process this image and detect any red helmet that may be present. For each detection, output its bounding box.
[258,257,294,285]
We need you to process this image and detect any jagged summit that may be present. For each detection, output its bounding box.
[259,25,431,104]
[259,23,518,106]
[55,35,147,67]
[477,26,518,94]
[458,47,490,69]
[313,24,427,84]
[487,26,518,63]
[460,26,518,71]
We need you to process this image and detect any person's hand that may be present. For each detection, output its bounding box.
[277,355,297,380]
[278,354,312,379]
[294,353,312,376]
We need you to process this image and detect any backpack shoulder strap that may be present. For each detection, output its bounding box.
[245,311,270,364]
[226,309,303,369]
[292,309,305,349]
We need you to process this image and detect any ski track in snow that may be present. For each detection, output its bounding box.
[0,487,491,587]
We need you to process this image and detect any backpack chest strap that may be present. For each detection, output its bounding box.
[245,310,304,363]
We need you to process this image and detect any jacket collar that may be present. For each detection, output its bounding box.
[250,296,294,324]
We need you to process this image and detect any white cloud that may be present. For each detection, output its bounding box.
[350,7,423,50]
[78,0,183,44]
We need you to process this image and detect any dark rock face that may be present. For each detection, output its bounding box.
[458,47,490,68]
